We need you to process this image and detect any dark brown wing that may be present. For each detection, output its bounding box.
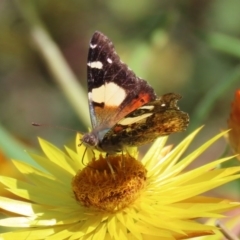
[99,93,189,152]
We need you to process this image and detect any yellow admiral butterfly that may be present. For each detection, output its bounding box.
[82,31,189,153]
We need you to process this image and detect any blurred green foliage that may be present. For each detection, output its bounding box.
[0,0,240,166]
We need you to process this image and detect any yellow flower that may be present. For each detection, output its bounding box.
[0,127,240,240]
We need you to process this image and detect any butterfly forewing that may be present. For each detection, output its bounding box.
[87,31,156,130]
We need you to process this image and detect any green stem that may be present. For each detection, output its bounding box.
[13,0,90,128]
[0,123,43,169]
[190,66,240,131]
[207,32,240,58]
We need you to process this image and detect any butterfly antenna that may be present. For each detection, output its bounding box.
[32,122,84,134]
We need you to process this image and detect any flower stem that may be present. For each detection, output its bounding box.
[12,0,90,127]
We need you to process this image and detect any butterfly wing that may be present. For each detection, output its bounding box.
[87,31,157,132]
[99,93,189,152]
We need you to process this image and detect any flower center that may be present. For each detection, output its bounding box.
[72,154,147,212]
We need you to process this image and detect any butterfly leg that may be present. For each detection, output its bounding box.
[91,149,95,159]
[121,151,126,174]
[106,153,115,179]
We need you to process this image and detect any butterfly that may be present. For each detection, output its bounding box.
[81,31,189,153]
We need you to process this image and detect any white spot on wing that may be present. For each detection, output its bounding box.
[87,61,103,69]
[107,58,113,64]
[161,103,166,107]
[88,92,92,100]
[90,44,97,49]
[92,82,126,106]
[139,105,154,110]
[118,113,153,125]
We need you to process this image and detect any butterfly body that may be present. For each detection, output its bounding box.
[82,31,189,153]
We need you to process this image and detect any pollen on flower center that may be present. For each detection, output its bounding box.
[72,154,147,212]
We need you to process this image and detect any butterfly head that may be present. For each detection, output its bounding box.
[81,132,99,149]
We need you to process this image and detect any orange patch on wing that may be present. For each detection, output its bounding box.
[94,105,119,126]
[113,125,124,133]
[93,92,153,128]
[121,92,152,115]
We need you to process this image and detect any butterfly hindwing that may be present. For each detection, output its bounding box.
[98,93,189,152]
[87,31,156,130]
